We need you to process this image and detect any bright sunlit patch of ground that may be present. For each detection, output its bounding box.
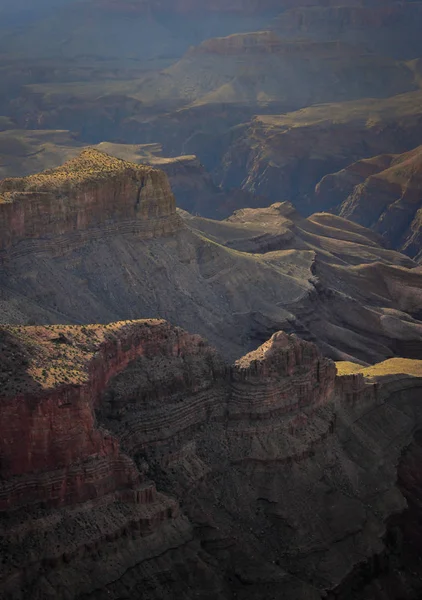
[336,358,422,378]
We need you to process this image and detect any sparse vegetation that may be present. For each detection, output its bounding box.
[0,148,154,196]
[0,319,164,396]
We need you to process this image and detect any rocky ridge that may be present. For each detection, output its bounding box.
[316,145,422,260]
[219,91,422,214]
[135,32,415,108]
[2,321,422,598]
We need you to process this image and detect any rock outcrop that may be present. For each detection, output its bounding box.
[0,319,222,599]
[316,145,422,260]
[0,320,210,509]
[230,331,336,421]
[0,149,181,251]
[2,321,422,599]
[0,135,267,220]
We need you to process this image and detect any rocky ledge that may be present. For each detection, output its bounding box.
[0,149,181,252]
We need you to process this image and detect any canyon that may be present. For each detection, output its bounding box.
[1,2,422,598]
[1,150,422,365]
[0,153,421,598]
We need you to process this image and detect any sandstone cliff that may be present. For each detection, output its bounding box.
[2,321,422,599]
[0,148,181,251]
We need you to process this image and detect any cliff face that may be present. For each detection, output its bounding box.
[219,92,422,215]
[0,320,207,510]
[230,331,336,420]
[2,322,422,599]
[0,149,181,251]
[134,32,415,109]
[318,146,422,260]
[274,1,422,59]
[0,320,220,600]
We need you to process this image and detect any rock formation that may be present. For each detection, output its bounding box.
[1,4,422,599]
[133,32,415,109]
[316,145,422,260]
[2,320,422,599]
[274,0,422,60]
[0,136,265,219]
[219,91,422,214]
[0,148,181,251]
[1,151,422,366]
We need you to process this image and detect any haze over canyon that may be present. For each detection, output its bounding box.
[1,2,422,599]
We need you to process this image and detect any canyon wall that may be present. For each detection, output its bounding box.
[274,1,422,60]
[0,149,181,252]
[219,92,422,215]
[2,321,422,599]
[315,145,422,259]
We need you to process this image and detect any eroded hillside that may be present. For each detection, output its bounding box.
[1,150,422,364]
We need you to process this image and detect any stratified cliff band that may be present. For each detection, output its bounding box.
[1,321,422,599]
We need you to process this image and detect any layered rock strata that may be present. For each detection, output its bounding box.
[0,320,212,510]
[274,1,422,60]
[0,148,181,252]
[229,331,335,421]
[219,91,422,214]
[2,322,422,598]
[316,145,422,259]
[0,320,219,599]
[1,151,422,367]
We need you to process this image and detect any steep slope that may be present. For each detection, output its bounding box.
[219,91,422,214]
[2,321,422,599]
[316,145,422,260]
[1,150,422,365]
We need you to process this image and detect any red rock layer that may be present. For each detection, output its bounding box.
[3,320,422,599]
[0,320,213,511]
